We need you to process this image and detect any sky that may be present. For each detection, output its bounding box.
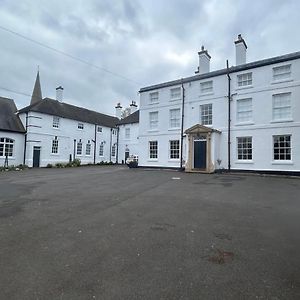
[0,0,299,116]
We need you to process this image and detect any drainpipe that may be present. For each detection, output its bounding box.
[73,139,76,161]
[23,112,28,165]
[180,79,185,170]
[93,124,97,164]
[226,60,231,171]
[116,127,119,164]
[109,128,113,162]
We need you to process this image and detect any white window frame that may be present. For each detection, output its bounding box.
[200,81,213,94]
[149,91,159,104]
[111,145,116,157]
[170,87,181,101]
[237,72,252,87]
[97,126,102,133]
[236,98,253,123]
[272,92,292,121]
[78,123,84,130]
[99,143,104,156]
[169,108,180,129]
[51,136,59,154]
[125,128,130,139]
[86,141,91,156]
[0,137,14,157]
[76,140,83,155]
[52,116,60,129]
[273,64,291,81]
[237,137,252,161]
[273,135,291,161]
[169,140,180,160]
[149,141,158,159]
[149,111,158,130]
[200,104,213,125]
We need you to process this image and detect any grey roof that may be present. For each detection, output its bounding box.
[0,97,26,133]
[117,110,139,125]
[139,51,300,92]
[19,98,119,128]
[30,71,42,105]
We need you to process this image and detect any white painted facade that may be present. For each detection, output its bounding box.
[18,111,118,167]
[138,42,300,173]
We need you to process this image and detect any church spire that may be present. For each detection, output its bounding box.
[30,70,42,105]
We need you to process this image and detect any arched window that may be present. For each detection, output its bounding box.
[0,138,14,157]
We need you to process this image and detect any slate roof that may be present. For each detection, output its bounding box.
[117,110,139,125]
[18,98,119,128]
[139,51,300,92]
[0,97,26,133]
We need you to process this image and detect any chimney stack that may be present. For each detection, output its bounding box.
[195,46,211,74]
[234,34,247,65]
[129,100,138,114]
[115,102,122,119]
[56,86,64,102]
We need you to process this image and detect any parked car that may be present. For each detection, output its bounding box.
[126,155,138,168]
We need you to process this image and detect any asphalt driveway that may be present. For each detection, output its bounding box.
[0,166,299,299]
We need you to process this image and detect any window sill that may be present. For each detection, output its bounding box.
[50,153,59,156]
[52,127,60,130]
[199,92,214,97]
[168,128,180,131]
[235,160,254,164]
[235,121,254,126]
[148,159,158,162]
[149,102,159,105]
[170,98,181,102]
[1,156,15,159]
[236,85,253,90]
[148,129,159,133]
[272,161,293,165]
[168,159,180,162]
[270,119,293,124]
[271,78,293,85]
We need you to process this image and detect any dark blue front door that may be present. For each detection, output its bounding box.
[33,146,41,168]
[194,140,206,169]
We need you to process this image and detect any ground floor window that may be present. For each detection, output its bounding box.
[149,141,158,159]
[111,145,116,157]
[0,138,14,157]
[77,140,82,155]
[169,140,180,159]
[237,137,252,160]
[99,143,104,156]
[51,136,58,154]
[273,135,291,160]
[86,141,91,156]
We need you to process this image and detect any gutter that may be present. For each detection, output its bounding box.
[226,60,231,171]
[180,79,185,170]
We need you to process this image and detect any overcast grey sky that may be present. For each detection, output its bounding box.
[0,0,299,115]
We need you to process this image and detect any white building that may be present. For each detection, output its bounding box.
[0,97,25,167]
[138,35,300,174]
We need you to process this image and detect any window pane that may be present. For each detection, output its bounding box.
[237,137,252,160]
[273,135,291,160]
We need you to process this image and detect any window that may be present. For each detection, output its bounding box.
[86,141,91,156]
[200,104,212,125]
[149,92,159,104]
[112,129,117,135]
[170,87,181,100]
[53,116,60,128]
[169,108,180,128]
[149,111,158,129]
[51,136,58,154]
[237,72,252,87]
[111,145,116,157]
[273,64,291,81]
[77,140,82,155]
[0,138,14,157]
[272,93,292,121]
[78,123,84,130]
[149,141,158,159]
[237,98,252,123]
[273,135,291,160]
[125,128,130,139]
[200,81,213,93]
[169,140,180,159]
[97,126,102,133]
[237,137,252,160]
[99,143,104,156]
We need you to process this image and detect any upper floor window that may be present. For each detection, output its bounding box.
[78,123,84,130]
[97,126,102,133]
[237,72,252,87]
[169,108,180,128]
[273,64,291,81]
[77,140,82,155]
[149,92,159,104]
[200,104,212,125]
[86,141,91,156]
[112,128,117,135]
[53,116,60,128]
[0,138,14,157]
[200,81,213,94]
[272,93,292,121]
[125,128,130,139]
[237,137,252,160]
[149,111,158,129]
[237,98,252,123]
[273,135,291,161]
[169,140,180,159]
[149,141,158,159]
[170,87,181,101]
[51,136,58,154]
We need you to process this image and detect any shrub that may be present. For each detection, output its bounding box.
[46,163,53,168]
[55,163,64,168]
[72,159,81,167]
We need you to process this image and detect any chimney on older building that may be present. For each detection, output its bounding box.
[195,46,211,74]
[234,34,247,65]
[129,100,138,114]
[56,86,64,102]
[115,102,122,119]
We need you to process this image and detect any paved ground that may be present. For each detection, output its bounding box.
[0,166,299,300]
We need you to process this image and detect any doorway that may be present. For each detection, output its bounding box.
[33,146,41,168]
[194,139,207,169]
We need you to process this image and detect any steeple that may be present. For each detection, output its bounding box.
[30,70,42,105]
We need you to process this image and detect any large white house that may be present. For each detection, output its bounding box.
[138,35,300,173]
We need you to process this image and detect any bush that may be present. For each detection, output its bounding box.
[72,159,81,167]
[46,163,53,168]
[55,163,64,168]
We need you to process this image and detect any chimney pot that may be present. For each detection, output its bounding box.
[129,100,138,114]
